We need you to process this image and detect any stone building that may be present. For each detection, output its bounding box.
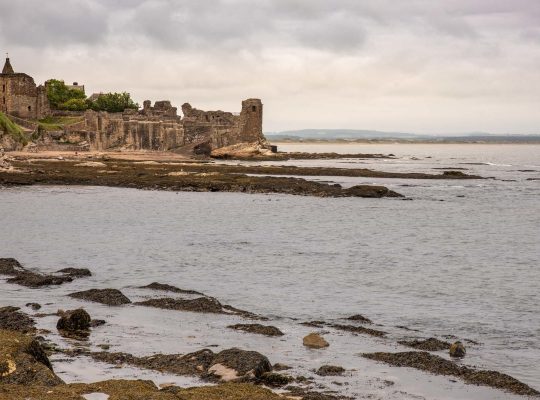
[0,56,50,119]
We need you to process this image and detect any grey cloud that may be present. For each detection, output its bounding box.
[0,0,108,47]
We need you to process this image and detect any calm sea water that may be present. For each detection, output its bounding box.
[0,144,538,399]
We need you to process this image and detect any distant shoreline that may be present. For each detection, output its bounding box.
[268,138,540,145]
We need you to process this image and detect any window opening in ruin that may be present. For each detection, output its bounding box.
[2,97,5,104]
[28,106,31,112]
[2,84,4,92]
[252,106,257,112]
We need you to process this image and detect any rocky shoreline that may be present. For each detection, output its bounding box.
[0,158,405,199]
[1,258,538,399]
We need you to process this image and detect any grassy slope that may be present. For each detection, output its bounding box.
[0,112,27,145]
[35,115,84,131]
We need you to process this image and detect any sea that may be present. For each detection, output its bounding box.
[0,143,538,400]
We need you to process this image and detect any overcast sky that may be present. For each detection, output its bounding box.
[1,0,539,133]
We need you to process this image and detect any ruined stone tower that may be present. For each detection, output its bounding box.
[0,56,49,119]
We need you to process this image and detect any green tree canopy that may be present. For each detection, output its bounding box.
[89,92,139,113]
[46,79,87,110]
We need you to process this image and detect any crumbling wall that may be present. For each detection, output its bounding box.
[64,99,264,152]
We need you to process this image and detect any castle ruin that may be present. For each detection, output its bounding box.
[1,56,265,153]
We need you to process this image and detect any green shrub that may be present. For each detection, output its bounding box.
[88,92,139,113]
[61,98,88,111]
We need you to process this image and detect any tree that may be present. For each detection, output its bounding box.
[46,79,87,110]
[61,98,88,111]
[89,92,139,113]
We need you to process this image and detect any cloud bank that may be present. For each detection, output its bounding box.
[1,0,539,133]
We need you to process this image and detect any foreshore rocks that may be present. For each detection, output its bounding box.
[83,347,273,384]
[56,309,91,332]
[398,337,451,351]
[136,297,224,314]
[0,258,90,288]
[1,158,405,199]
[0,329,61,387]
[303,333,329,349]
[316,365,346,376]
[227,324,284,337]
[330,323,387,338]
[140,282,205,296]
[0,306,36,333]
[362,351,539,397]
[449,341,466,358]
[68,288,132,306]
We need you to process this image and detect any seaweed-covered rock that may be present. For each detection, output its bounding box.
[228,324,284,337]
[346,314,372,324]
[136,297,224,314]
[0,307,35,333]
[25,303,41,311]
[398,337,451,351]
[362,351,539,397]
[330,323,386,338]
[139,282,205,296]
[303,333,329,349]
[258,372,293,387]
[0,258,24,275]
[57,268,92,277]
[6,271,73,288]
[56,309,91,332]
[316,365,345,376]
[68,289,132,306]
[449,341,466,358]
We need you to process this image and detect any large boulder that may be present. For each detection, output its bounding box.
[208,348,272,382]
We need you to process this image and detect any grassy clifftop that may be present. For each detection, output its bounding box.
[0,112,27,145]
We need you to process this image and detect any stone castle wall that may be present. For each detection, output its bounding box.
[63,99,265,152]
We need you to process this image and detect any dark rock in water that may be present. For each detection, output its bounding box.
[26,303,42,311]
[344,185,403,198]
[0,258,24,275]
[0,306,36,333]
[362,351,539,397]
[136,297,224,314]
[90,319,106,328]
[68,288,132,306]
[1,260,89,288]
[210,348,272,380]
[285,386,350,400]
[57,267,92,277]
[273,363,292,371]
[346,314,372,324]
[449,341,466,358]
[258,372,293,387]
[228,323,284,337]
[0,329,62,386]
[398,337,451,351]
[140,282,205,296]
[7,271,73,288]
[300,320,325,327]
[330,323,386,338]
[316,365,346,376]
[56,309,91,332]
